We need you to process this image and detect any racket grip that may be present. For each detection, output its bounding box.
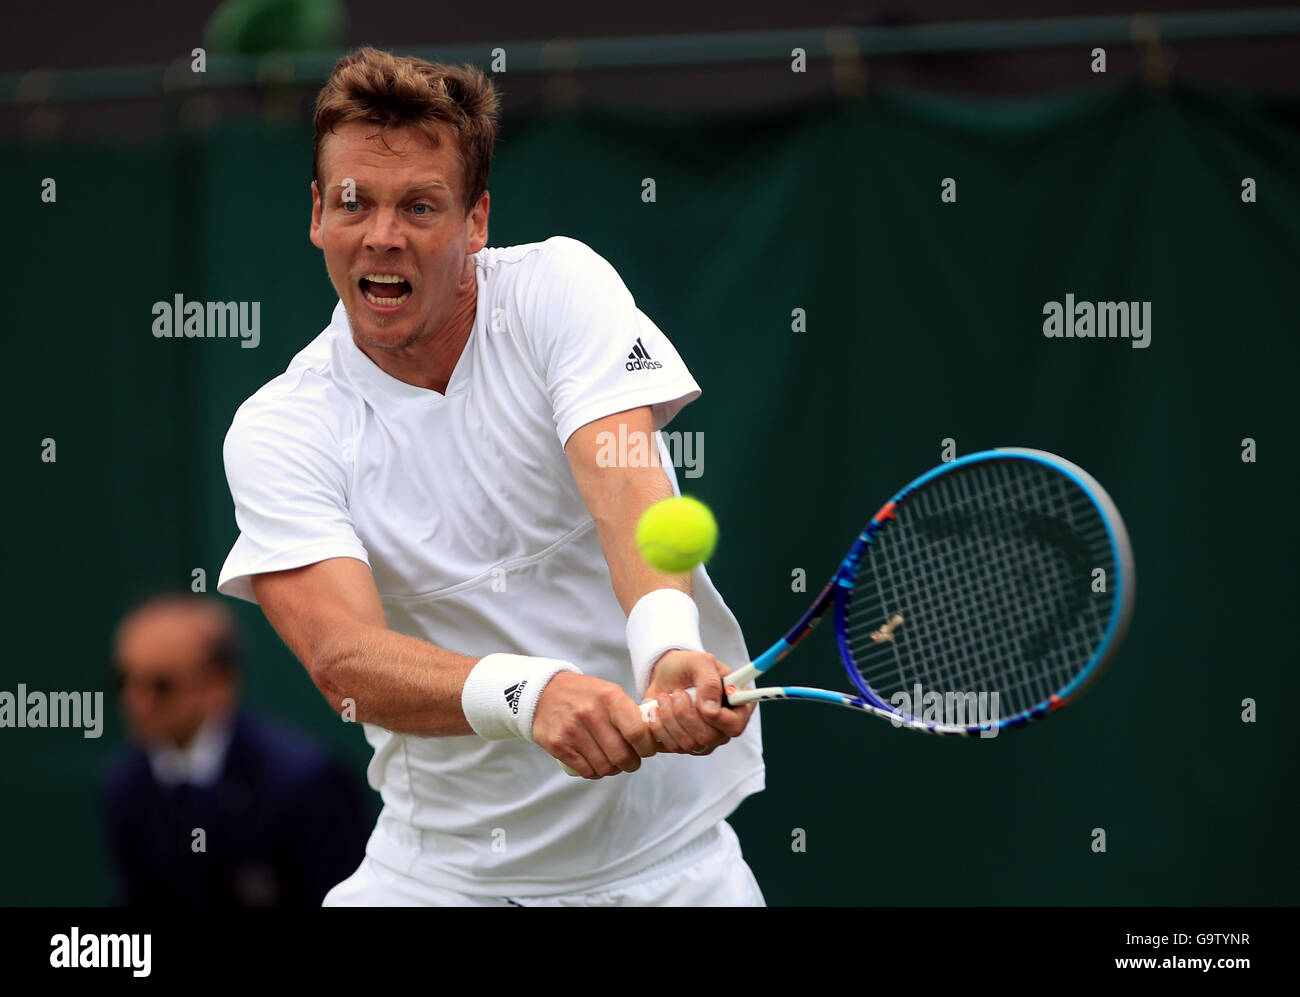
[560,678,745,777]
[559,695,687,776]
[560,691,697,777]
[639,686,699,724]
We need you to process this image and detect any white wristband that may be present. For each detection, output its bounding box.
[461,653,581,742]
[627,588,704,698]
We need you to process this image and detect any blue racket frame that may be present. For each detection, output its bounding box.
[732,448,1135,735]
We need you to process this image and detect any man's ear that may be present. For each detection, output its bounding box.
[466,191,490,254]
[310,180,324,249]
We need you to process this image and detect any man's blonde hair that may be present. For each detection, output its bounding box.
[313,47,500,213]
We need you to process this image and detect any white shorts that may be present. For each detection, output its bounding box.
[323,820,764,907]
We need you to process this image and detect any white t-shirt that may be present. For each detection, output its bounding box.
[217,236,764,894]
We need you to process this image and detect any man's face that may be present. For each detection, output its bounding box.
[310,121,489,353]
[113,608,231,748]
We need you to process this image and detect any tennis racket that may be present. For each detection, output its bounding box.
[563,447,1134,773]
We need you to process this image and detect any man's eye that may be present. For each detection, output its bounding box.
[411,203,434,215]
[342,200,361,212]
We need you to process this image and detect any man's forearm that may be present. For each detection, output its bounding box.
[565,410,692,613]
[590,466,693,612]
[311,625,480,736]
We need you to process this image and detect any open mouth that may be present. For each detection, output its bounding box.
[359,273,413,307]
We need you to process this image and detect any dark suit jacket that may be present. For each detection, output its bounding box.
[100,710,372,906]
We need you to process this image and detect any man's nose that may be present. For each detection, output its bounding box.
[364,207,407,252]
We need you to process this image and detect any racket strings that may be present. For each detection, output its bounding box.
[844,459,1116,721]
[852,466,1105,714]
[874,464,1103,711]
[868,504,1049,708]
[854,511,1067,713]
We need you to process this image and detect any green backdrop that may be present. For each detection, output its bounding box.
[5,81,1297,905]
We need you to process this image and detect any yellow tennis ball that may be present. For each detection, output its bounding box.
[636,497,718,573]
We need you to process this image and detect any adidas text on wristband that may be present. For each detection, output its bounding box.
[461,653,582,742]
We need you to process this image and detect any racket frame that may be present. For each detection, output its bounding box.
[719,447,1135,736]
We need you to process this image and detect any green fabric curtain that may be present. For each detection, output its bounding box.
[5,82,1297,904]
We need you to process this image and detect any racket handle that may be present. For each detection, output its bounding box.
[559,667,754,776]
[639,686,698,724]
[559,691,699,777]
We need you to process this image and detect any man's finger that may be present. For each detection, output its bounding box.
[690,658,725,717]
[610,695,659,759]
[586,713,644,774]
[655,690,699,752]
[645,703,676,752]
[568,726,619,779]
[712,701,755,739]
[672,687,725,748]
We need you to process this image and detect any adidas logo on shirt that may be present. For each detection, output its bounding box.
[625,337,663,371]
[504,681,527,715]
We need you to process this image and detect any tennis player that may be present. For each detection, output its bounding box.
[217,47,765,906]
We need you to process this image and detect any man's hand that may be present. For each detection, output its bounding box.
[643,649,755,756]
[532,672,659,779]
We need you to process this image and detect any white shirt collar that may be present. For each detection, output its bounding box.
[147,712,235,788]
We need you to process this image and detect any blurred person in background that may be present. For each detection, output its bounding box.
[99,592,370,906]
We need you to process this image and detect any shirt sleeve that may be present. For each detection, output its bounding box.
[523,237,702,448]
[216,393,370,604]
